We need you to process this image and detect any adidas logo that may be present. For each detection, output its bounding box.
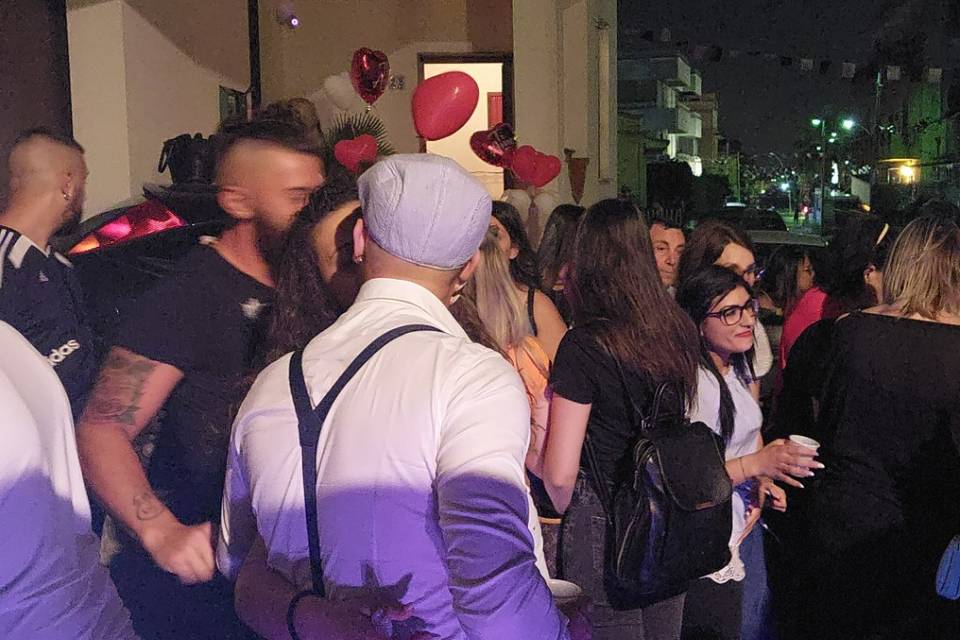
[38,272,49,283]
[47,340,81,367]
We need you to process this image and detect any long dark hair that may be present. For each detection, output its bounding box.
[538,204,585,290]
[570,199,699,401]
[762,245,815,312]
[818,213,892,312]
[677,266,756,444]
[678,219,756,287]
[492,201,540,289]
[263,165,359,363]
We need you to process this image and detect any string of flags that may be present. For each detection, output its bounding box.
[625,27,948,84]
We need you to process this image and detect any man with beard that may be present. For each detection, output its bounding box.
[0,128,96,418]
[75,117,324,640]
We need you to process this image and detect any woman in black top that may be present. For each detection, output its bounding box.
[490,201,567,359]
[799,215,960,640]
[544,198,701,639]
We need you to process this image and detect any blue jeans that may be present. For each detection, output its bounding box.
[740,525,778,640]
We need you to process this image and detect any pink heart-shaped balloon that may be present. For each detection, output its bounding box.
[351,48,390,105]
[334,134,378,173]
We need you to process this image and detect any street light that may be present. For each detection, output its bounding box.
[811,118,823,128]
[780,181,793,216]
[841,118,856,131]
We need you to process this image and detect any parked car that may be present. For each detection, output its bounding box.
[689,206,789,232]
[53,183,229,343]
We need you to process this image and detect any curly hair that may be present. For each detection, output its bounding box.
[261,165,359,364]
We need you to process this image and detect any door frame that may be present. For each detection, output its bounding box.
[417,52,515,188]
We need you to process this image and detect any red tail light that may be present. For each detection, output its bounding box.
[69,200,185,255]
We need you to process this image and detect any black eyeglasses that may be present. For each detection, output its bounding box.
[705,298,760,326]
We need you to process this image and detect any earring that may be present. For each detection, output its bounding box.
[62,192,70,201]
[353,255,364,264]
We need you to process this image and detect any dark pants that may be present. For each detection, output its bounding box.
[682,576,743,640]
[559,474,686,639]
[110,544,255,640]
[739,526,777,640]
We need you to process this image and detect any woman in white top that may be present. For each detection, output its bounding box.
[676,266,821,640]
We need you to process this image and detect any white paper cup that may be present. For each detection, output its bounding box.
[789,434,820,450]
[547,578,583,606]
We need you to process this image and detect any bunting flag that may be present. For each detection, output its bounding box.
[621,25,956,81]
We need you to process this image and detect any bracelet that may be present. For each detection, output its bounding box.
[738,457,748,483]
[286,589,317,640]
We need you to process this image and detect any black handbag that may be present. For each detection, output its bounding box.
[584,367,733,609]
[158,133,214,184]
[288,324,440,596]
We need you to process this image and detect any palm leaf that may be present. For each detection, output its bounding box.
[324,111,396,157]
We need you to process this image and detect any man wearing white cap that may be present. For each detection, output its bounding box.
[219,154,571,639]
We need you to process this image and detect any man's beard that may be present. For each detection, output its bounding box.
[57,206,83,236]
[254,219,287,273]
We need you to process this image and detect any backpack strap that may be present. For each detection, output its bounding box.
[288,324,441,596]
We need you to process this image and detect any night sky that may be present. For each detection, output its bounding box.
[618,0,959,155]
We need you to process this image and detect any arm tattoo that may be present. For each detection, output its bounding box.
[82,349,159,427]
[133,491,165,521]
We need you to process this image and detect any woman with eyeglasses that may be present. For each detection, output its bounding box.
[678,220,774,394]
[677,266,821,640]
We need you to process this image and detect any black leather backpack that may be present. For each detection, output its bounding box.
[158,133,214,184]
[585,375,733,609]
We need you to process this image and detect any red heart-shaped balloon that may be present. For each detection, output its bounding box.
[510,145,561,188]
[510,145,539,184]
[412,71,480,140]
[532,154,562,188]
[334,134,378,173]
[469,123,517,168]
[351,48,390,105]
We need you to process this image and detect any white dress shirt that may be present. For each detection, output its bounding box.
[0,322,136,640]
[219,278,568,640]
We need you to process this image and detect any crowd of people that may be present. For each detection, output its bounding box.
[1,108,959,640]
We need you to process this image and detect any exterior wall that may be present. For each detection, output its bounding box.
[68,0,248,217]
[0,0,74,207]
[68,0,133,215]
[515,0,617,206]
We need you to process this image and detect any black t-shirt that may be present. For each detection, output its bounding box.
[115,244,273,525]
[0,225,99,417]
[808,313,960,561]
[550,327,682,488]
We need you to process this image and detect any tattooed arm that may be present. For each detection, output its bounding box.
[76,347,215,584]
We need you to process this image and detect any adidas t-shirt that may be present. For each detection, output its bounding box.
[0,225,99,418]
[114,244,273,527]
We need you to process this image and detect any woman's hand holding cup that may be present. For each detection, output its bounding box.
[744,436,823,488]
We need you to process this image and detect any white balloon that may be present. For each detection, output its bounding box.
[323,72,356,111]
[501,189,532,216]
[533,191,560,219]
